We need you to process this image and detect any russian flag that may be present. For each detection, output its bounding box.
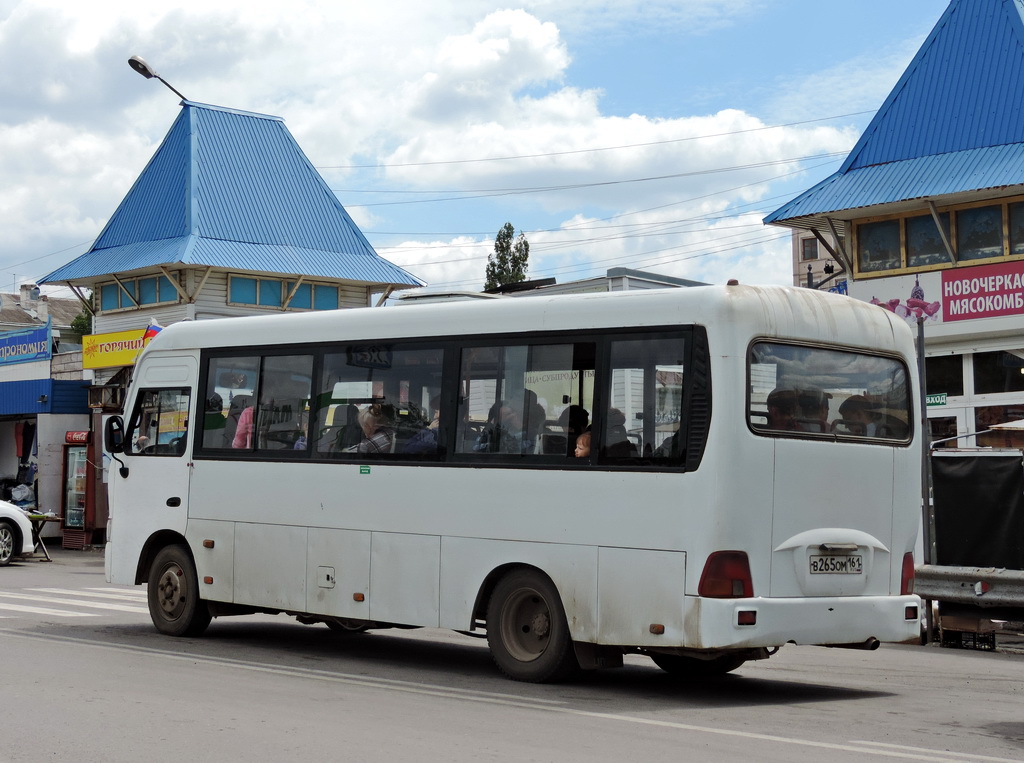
[143,321,163,342]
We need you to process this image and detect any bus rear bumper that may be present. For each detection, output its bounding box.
[681,594,922,650]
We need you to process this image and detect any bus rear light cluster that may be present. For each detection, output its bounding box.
[699,551,754,598]
[900,552,915,595]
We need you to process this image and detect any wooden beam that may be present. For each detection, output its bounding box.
[926,200,957,264]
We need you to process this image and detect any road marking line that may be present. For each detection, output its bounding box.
[85,587,145,597]
[32,587,149,602]
[0,603,95,617]
[852,741,1022,763]
[0,592,147,613]
[0,628,993,761]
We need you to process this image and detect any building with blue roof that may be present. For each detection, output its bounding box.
[28,99,424,547]
[41,100,423,340]
[767,0,1024,448]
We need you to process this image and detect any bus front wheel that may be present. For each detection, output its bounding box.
[649,652,745,677]
[147,544,212,637]
[486,570,578,683]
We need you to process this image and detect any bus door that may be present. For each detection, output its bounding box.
[114,355,197,569]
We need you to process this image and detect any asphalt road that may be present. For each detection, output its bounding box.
[1,548,1022,763]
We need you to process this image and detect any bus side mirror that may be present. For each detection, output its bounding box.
[105,416,125,454]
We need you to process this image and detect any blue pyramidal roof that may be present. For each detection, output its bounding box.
[766,0,1024,228]
[42,101,423,288]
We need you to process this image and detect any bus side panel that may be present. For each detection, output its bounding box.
[439,537,598,640]
[369,532,441,627]
[597,548,686,646]
[306,528,371,620]
[186,519,235,602]
[234,523,307,611]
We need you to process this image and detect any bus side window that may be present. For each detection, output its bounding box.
[604,334,688,464]
[315,345,446,459]
[456,342,595,458]
[254,355,314,451]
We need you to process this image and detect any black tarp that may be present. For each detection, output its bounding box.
[932,453,1024,569]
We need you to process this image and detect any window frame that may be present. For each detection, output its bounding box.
[125,386,192,457]
[747,338,914,445]
[99,274,180,313]
[192,325,707,472]
[853,195,1024,280]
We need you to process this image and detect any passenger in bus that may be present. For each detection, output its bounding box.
[557,404,589,456]
[356,403,396,454]
[766,388,799,431]
[795,389,832,433]
[231,404,255,448]
[474,399,533,454]
[204,394,226,436]
[403,395,442,454]
[836,395,878,436]
[574,429,591,458]
[522,390,547,453]
[225,394,252,447]
[604,408,638,457]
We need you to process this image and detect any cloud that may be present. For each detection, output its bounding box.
[2,0,859,297]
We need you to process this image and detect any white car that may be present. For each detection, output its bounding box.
[0,501,34,565]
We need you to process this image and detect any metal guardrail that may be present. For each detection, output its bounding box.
[916,565,1024,608]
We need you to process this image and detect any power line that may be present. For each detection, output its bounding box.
[318,111,871,170]
[339,152,847,207]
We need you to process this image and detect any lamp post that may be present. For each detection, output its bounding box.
[127,56,188,101]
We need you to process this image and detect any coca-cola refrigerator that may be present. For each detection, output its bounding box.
[61,431,94,549]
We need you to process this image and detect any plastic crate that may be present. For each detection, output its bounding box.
[940,629,996,650]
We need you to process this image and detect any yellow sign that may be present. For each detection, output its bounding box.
[82,329,148,369]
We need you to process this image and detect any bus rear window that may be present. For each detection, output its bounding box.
[748,342,911,442]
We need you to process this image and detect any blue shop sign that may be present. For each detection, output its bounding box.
[0,319,51,365]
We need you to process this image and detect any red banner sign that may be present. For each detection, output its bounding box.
[65,431,90,444]
[942,260,1024,322]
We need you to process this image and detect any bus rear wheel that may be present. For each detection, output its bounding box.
[486,569,578,683]
[649,652,746,677]
[147,544,212,637]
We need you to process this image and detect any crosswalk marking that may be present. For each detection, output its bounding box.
[0,601,96,617]
[85,587,146,597]
[0,591,148,613]
[33,587,147,603]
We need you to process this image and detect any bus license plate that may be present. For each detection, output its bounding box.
[809,555,863,574]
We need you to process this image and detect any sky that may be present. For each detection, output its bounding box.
[0,0,950,297]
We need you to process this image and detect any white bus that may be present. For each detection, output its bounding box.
[104,284,922,682]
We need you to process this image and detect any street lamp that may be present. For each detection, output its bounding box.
[127,55,188,101]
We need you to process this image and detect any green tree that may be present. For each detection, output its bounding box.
[485,222,529,291]
[69,292,93,337]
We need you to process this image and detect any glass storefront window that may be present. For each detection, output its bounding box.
[857,219,901,272]
[975,404,1024,447]
[957,205,1003,261]
[925,355,964,397]
[973,350,1024,395]
[928,416,958,448]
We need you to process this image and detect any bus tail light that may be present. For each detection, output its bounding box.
[699,551,753,598]
[900,552,915,595]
